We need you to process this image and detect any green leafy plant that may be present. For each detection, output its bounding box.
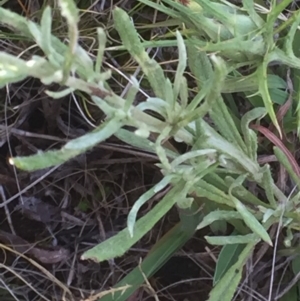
[2,0,300,300]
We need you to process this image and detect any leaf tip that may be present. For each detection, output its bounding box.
[80,253,99,262]
[8,157,14,166]
[128,227,134,238]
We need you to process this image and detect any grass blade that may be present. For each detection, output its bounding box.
[207,242,257,301]
[81,184,185,262]
[99,201,203,301]
[214,231,245,285]
[10,118,124,171]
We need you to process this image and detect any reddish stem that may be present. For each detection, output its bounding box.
[250,124,300,178]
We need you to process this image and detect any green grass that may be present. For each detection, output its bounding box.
[1,0,300,300]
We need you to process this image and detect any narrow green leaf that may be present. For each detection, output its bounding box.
[187,44,212,88]
[46,88,74,98]
[58,0,79,23]
[291,22,300,137]
[242,0,265,27]
[115,128,179,159]
[40,6,53,56]
[194,180,235,207]
[197,120,261,180]
[136,97,168,117]
[214,232,245,285]
[127,175,174,236]
[164,79,175,119]
[224,176,272,208]
[0,7,95,80]
[190,0,236,33]
[210,96,247,154]
[240,107,266,161]
[73,42,94,80]
[124,76,139,111]
[27,21,43,48]
[92,96,121,117]
[185,58,234,131]
[0,73,27,88]
[171,149,216,168]
[9,149,76,172]
[257,62,281,137]
[222,73,286,93]
[177,197,194,209]
[99,202,204,301]
[269,47,300,70]
[163,0,232,41]
[0,52,29,74]
[99,214,202,301]
[179,76,188,108]
[155,126,173,171]
[265,0,293,42]
[207,242,257,301]
[205,233,258,245]
[187,47,213,113]
[228,175,272,245]
[0,52,62,87]
[95,28,106,73]
[10,118,124,171]
[81,184,185,262]
[261,164,277,207]
[202,201,227,234]
[138,0,180,19]
[194,161,219,179]
[233,197,272,245]
[284,10,300,56]
[173,31,187,104]
[113,7,166,99]
[269,88,288,105]
[58,0,79,81]
[65,118,123,150]
[197,211,242,230]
